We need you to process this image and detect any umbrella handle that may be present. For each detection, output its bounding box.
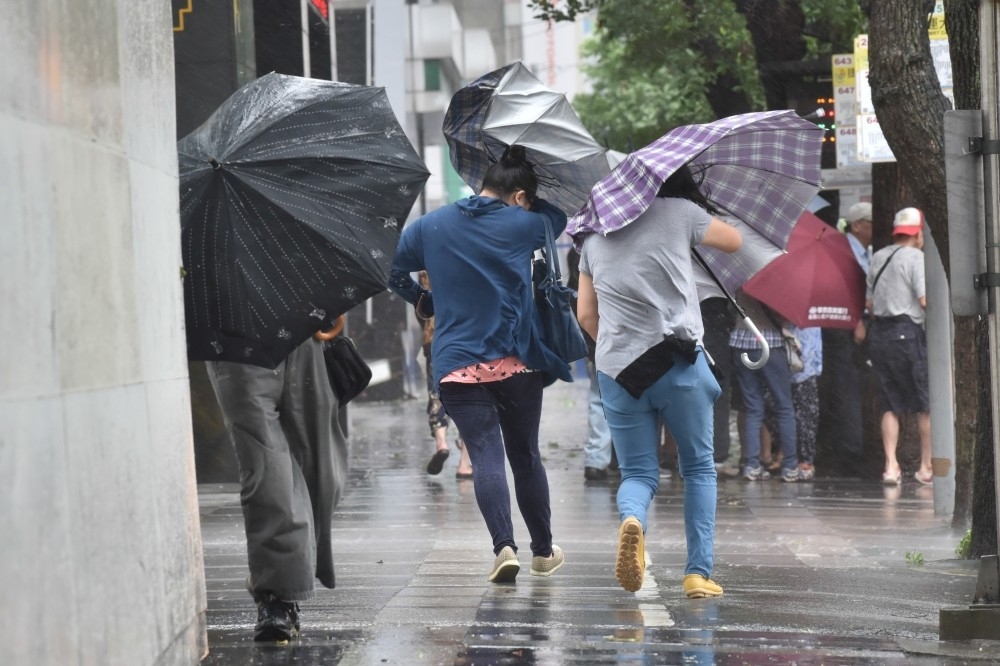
[314,315,346,341]
[739,316,770,369]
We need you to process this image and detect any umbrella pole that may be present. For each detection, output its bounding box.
[692,249,769,369]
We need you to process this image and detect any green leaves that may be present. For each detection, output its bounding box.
[535,0,864,152]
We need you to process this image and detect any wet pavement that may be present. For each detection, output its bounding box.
[197,380,993,664]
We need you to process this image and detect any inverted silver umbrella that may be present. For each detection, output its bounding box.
[443,61,612,216]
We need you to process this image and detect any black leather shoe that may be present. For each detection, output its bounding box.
[255,595,300,642]
[584,466,608,481]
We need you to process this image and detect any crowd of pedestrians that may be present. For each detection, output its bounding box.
[206,140,929,641]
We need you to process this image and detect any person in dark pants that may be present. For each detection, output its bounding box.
[700,296,739,477]
[206,333,349,643]
[864,207,931,486]
[389,145,568,583]
[730,291,800,482]
[819,202,872,476]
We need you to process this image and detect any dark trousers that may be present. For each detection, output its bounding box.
[820,329,865,456]
[206,338,348,601]
[440,372,554,558]
[700,298,734,462]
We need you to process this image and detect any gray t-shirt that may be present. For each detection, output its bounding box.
[578,197,710,379]
[866,244,925,326]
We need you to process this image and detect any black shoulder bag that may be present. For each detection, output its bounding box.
[323,336,372,404]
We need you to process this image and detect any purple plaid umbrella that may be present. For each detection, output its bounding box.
[569,110,823,368]
[443,62,612,216]
[567,110,823,293]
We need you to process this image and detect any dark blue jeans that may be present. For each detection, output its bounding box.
[439,372,553,557]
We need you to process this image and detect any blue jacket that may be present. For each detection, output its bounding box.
[389,195,570,387]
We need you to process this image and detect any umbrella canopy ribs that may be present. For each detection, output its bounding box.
[178,73,429,368]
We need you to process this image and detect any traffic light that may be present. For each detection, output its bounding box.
[814,96,836,144]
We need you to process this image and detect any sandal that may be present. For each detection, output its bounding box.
[426,449,450,475]
[455,470,474,480]
[914,470,933,486]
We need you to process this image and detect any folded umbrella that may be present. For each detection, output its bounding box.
[179,73,430,368]
[443,61,612,216]
[743,211,866,329]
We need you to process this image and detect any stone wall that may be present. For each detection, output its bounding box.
[0,1,207,664]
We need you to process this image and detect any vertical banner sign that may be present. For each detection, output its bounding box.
[854,35,896,163]
[854,4,952,164]
[832,54,861,168]
[929,2,954,107]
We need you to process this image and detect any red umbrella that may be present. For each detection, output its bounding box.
[742,211,865,329]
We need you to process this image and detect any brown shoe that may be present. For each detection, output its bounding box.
[615,517,645,592]
[683,573,723,599]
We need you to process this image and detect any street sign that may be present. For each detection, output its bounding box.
[832,54,862,168]
[944,110,987,316]
[852,5,952,164]
[853,36,895,163]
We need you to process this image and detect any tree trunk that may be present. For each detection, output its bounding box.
[973,317,998,556]
[864,1,999,555]
[865,0,951,268]
[703,73,756,118]
[870,164,915,252]
[732,0,808,110]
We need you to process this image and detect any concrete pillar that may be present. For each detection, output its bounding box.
[0,1,207,664]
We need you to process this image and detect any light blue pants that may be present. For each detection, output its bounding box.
[584,359,613,469]
[598,350,720,577]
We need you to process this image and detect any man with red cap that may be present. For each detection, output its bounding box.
[865,207,931,487]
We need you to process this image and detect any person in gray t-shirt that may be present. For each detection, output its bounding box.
[865,207,930,487]
[576,165,741,598]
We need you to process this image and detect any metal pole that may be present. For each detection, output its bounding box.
[366,1,373,86]
[983,0,1000,565]
[329,0,338,81]
[300,0,311,78]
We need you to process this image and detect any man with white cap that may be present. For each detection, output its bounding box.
[844,201,874,274]
[865,207,931,487]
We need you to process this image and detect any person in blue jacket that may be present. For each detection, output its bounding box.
[389,145,567,583]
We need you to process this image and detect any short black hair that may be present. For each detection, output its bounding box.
[481,145,538,201]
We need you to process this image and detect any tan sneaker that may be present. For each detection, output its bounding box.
[487,546,520,583]
[615,517,645,592]
[683,573,723,598]
[530,545,565,576]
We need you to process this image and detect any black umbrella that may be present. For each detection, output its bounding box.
[179,73,430,368]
